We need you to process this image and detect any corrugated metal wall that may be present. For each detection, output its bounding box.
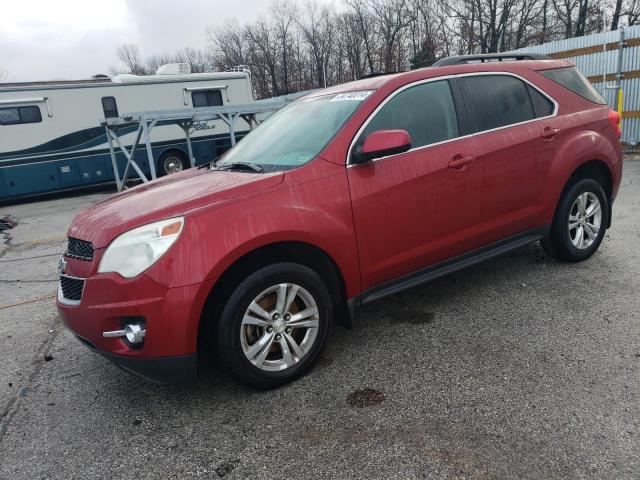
[513,25,640,145]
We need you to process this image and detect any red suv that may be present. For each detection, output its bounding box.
[57,54,623,388]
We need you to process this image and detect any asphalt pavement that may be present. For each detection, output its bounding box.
[1,158,639,479]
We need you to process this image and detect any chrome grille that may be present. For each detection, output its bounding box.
[66,237,94,261]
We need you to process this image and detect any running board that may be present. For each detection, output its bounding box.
[358,227,546,306]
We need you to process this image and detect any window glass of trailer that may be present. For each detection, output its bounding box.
[0,106,42,125]
[540,66,606,104]
[461,75,535,132]
[102,97,119,118]
[192,90,223,108]
[356,80,459,152]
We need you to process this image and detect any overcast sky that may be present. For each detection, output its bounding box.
[0,0,276,82]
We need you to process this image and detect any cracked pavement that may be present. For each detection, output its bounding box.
[1,158,639,479]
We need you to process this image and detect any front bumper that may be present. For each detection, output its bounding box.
[72,333,197,384]
[57,269,211,384]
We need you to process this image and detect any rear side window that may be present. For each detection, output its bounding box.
[101,97,119,118]
[540,67,606,104]
[460,75,534,132]
[192,90,223,108]
[357,80,459,150]
[527,85,555,117]
[0,105,42,125]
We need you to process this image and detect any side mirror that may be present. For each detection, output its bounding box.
[352,129,412,164]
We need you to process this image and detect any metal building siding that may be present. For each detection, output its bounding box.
[513,25,640,144]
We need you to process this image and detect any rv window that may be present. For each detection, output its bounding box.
[0,106,42,125]
[192,90,223,108]
[102,97,119,118]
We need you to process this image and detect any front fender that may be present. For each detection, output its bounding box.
[144,167,360,298]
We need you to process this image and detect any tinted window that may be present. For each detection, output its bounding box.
[527,85,554,117]
[541,67,605,104]
[356,80,458,152]
[102,97,119,118]
[0,106,42,125]
[461,75,534,132]
[192,90,223,108]
[0,108,21,125]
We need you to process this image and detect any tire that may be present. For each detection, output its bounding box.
[542,178,609,262]
[216,262,333,389]
[157,151,187,176]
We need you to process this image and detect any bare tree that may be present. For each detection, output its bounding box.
[208,20,250,69]
[245,18,282,96]
[626,0,640,24]
[272,0,298,93]
[105,0,622,99]
[370,0,411,71]
[611,0,624,29]
[0,68,8,83]
[146,52,177,73]
[175,48,210,73]
[116,43,148,75]
[346,0,378,74]
[298,3,335,87]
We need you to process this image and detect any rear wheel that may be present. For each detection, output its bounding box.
[158,151,187,176]
[542,178,608,262]
[216,263,333,389]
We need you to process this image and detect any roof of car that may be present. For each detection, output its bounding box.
[304,59,571,98]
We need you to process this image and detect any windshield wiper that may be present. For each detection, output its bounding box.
[214,162,263,173]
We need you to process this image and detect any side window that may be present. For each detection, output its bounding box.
[0,106,42,125]
[527,85,554,118]
[461,75,534,132]
[192,90,223,108]
[540,67,606,104]
[356,80,459,152]
[101,97,119,118]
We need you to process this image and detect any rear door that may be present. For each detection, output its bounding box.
[347,79,484,292]
[456,73,556,243]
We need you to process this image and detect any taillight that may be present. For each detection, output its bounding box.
[608,110,622,138]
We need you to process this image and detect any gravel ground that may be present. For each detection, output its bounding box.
[1,158,639,479]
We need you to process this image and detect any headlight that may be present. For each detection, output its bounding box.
[98,217,184,278]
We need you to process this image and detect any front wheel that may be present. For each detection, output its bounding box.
[217,263,333,389]
[542,178,608,262]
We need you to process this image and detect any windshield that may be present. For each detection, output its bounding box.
[216,91,373,171]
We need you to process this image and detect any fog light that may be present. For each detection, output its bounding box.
[103,322,146,345]
[124,324,145,344]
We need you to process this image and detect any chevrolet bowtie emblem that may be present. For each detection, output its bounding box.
[57,256,68,275]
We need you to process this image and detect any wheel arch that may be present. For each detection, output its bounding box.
[558,159,614,228]
[197,240,352,356]
[544,129,620,229]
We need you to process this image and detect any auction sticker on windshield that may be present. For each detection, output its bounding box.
[331,91,373,102]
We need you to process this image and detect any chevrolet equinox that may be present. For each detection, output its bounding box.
[58,54,623,388]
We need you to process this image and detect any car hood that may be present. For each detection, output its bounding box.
[68,167,284,248]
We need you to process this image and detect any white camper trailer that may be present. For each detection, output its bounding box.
[0,64,254,200]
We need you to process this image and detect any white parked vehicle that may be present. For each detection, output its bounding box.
[0,64,254,200]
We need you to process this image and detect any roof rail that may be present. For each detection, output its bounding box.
[432,53,552,67]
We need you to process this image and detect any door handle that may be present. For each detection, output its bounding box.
[448,154,474,169]
[541,127,560,140]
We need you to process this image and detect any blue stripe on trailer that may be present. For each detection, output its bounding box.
[0,132,248,201]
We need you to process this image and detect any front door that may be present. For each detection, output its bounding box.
[347,79,484,292]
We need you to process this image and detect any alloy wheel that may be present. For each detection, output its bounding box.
[240,283,319,371]
[568,192,602,250]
